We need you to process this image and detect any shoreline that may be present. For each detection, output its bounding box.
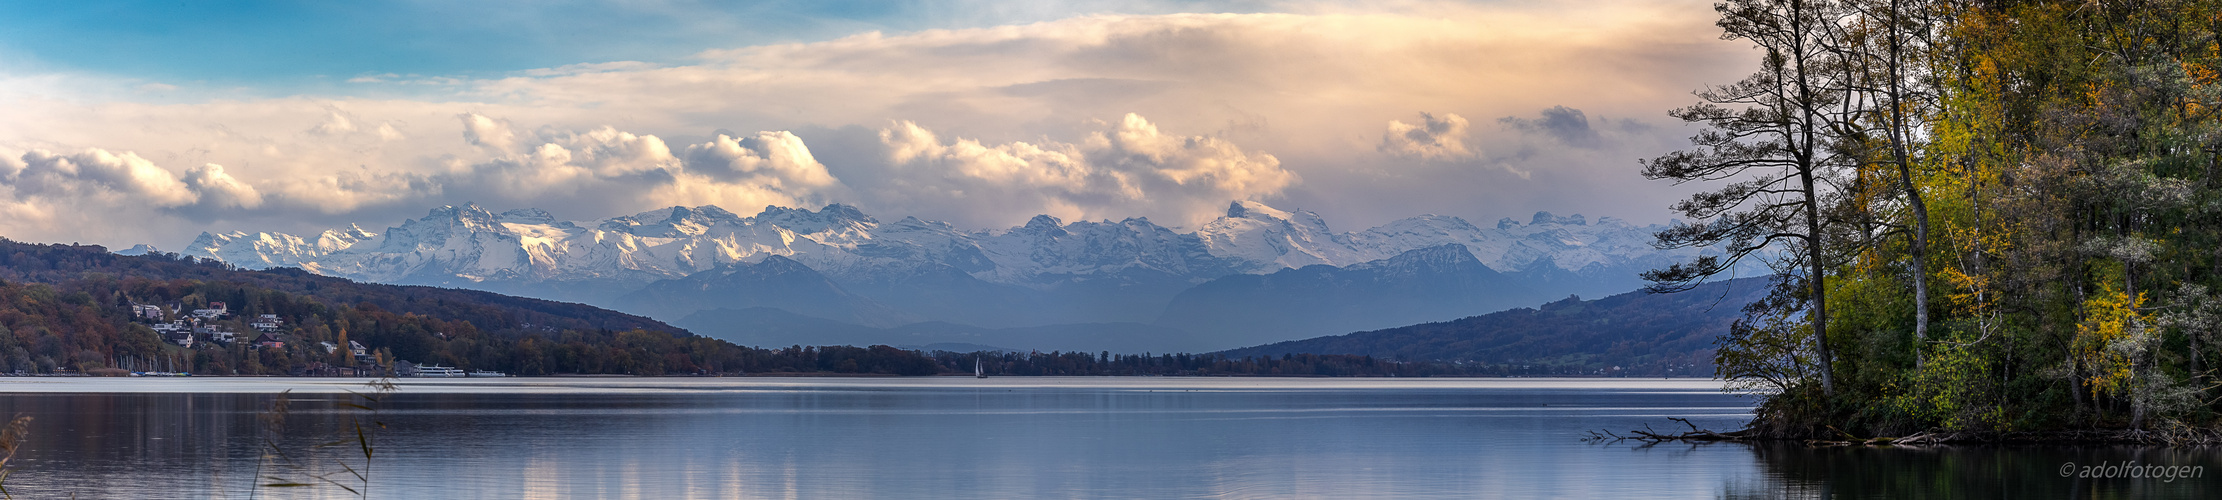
[0,376,1738,394]
[1590,418,2222,447]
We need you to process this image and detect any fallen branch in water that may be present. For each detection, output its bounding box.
[1584,417,1758,443]
[1587,419,2222,447]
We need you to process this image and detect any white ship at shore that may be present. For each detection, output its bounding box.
[414,364,465,377]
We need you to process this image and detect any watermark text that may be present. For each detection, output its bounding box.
[2059,461,2203,482]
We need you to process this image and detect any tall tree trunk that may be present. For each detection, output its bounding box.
[1884,0,1932,369]
[1795,0,1836,397]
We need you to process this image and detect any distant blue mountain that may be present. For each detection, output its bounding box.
[1217,276,1772,376]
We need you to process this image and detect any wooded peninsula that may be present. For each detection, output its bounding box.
[1645,0,2222,440]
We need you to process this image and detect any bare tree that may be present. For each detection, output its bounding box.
[1643,0,1854,396]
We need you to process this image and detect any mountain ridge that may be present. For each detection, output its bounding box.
[174,200,1746,349]
[181,200,1720,294]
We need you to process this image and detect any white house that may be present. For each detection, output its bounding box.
[191,302,228,319]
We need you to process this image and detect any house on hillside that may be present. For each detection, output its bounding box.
[252,332,284,350]
[192,302,229,319]
[250,314,282,332]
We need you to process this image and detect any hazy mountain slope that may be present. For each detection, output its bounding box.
[1153,244,1535,350]
[674,307,1212,353]
[611,255,914,327]
[1218,276,1772,375]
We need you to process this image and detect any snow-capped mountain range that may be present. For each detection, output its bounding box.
[173,200,1732,350]
[186,200,1695,290]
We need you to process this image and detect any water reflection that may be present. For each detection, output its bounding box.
[3,378,2093,498]
[1720,441,2222,499]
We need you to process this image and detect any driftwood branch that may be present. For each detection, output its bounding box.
[1587,420,2222,446]
[1584,418,1757,444]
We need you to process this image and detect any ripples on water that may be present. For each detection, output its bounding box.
[0,377,2213,498]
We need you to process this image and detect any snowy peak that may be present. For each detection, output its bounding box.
[185,226,372,269]
[1197,200,1353,272]
[497,208,561,225]
[1019,214,1068,236]
[973,214,1227,282]
[427,203,502,227]
[374,203,512,252]
[1225,200,1291,221]
[1350,244,1485,273]
[754,203,876,234]
[1530,211,1587,226]
[601,205,741,238]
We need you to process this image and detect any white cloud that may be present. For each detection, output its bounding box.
[265,167,437,215]
[309,109,358,135]
[862,113,1295,227]
[375,122,406,142]
[1379,112,1473,161]
[0,1,1751,246]
[10,148,199,206]
[180,163,264,210]
[682,131,838,189]
[458,112,518,153]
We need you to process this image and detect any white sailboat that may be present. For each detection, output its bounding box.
[975,357,986,378]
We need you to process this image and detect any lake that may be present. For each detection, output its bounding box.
[0,377,2214,498]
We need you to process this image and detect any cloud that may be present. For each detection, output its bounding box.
[309,109,358,135]
[458,112,517,153]
[0,1,1752,247]
[180,163,264,210]
[1499,105,1601,148]
[432,120,849,217]
[264,167,437,215]
[861,113,1295,227]
[1379,112,1473,161]
[9,148,198,206]
[682,131,838,189]
[375,122,405,142]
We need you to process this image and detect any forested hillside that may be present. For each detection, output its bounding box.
[1219,278,1769,376]
[0,238,932,375]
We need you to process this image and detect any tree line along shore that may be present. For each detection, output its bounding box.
[0,238,1552,378]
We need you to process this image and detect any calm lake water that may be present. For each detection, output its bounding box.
[0,377,2215,499]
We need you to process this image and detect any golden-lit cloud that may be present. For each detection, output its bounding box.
[0,0,1749,248]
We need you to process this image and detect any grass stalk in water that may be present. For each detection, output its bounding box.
[0,414,30,500]
[253,378,399,498]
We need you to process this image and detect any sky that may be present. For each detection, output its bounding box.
[0,0,1754,249]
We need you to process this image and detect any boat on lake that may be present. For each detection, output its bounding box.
[468,369,507,377]
[414,364,465,377]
